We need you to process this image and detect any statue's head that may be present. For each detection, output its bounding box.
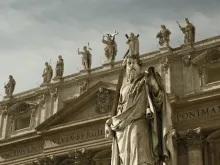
[184,18,189,24]
[123,55,142,83]
[83,46,87,51]
[9,75,13,80]
[161,25,166,29]
[58,55,62,60]
[45,62,49,66]
[106,35,111,40]
[130,32,135,38]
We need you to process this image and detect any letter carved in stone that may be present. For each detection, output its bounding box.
[96,88,112,114]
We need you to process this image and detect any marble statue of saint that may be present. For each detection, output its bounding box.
[42,62,53,84]
[156,25,171,47]
[55,55,64,78]
[4,75,16,97]
[78,45,92,70]
[102,31,118,63]
[125,32,139,57]
[177,18,195,44]
[105,55,173,165]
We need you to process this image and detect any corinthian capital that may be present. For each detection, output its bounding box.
[186,127,204,150]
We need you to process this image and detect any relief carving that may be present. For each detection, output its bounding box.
[186,127,204,150]
[68,148,91,165]
[183,55,191,67]
[161,58,171,73]
[79,80,88,94]
[96,88,112,114]
[50,88,58,101]
[38,95,46,108]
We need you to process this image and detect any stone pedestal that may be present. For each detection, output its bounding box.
[181,43,193,49]
[160,46,173,53]
[52,76,63,83]
[186,127,204,165]
[103,61,114,69]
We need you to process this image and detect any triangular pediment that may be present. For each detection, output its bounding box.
[192,48,220,65]
[36,81,116,131]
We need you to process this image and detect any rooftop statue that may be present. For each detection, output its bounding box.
[177,18,195,44]
[78,43,92,70]
[124,32,139,58]
[42,62,53,84]
[4,75,16,97]
[102,30,118,63]
[156,25,171,48]
[54,55,64,79]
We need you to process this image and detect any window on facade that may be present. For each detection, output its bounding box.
[205,67,220,84]
[14,116,31,131]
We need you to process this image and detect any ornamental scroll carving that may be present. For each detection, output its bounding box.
[96,88,112,114]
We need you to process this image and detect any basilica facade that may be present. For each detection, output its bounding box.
[0,34,220,165]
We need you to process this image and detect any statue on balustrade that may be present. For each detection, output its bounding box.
[177,18,195,44]
[78,44,92,70]
[124,32,139,58]
[54,55,64,79]
[105,54,174,165]
[42,62,53,84]
[4,75,16,97]
[156,25,171,48]
[102,30,118,63]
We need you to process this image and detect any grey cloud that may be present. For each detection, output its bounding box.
[0,0,220,98]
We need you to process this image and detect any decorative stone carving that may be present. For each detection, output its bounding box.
[78,43,92,70]
[102,30,118,63]
[79,80,88,94]
[96,88,112,114]
[171,129,181,151]
[68,148,91,165]
[54,55,64,79]
[161,58,171,73]
[156,25,171,48]
[124,32,139,58]
[183,55,191,67]
[4,75,16,97]
[42,62,53,85]
[50,88,58,101]
[177,18,195,44]
[186,127,204,150]
[38,95,46,107]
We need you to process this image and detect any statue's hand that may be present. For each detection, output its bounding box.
[105,123,114,139]
[146,108,154,119]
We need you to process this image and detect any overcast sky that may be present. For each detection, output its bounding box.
[0,0,220,99]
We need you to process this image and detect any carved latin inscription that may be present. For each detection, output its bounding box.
[176,105,220,121]
[45,127,104,148]
[0,143,43,160]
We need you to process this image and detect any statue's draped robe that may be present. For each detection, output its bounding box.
[183,23,195,43]
[56,59,64,77]
[109,74,173,165]
[82,50,91,70]
[103,39,117,61]
[43,65,53,83]
[5,79,16,95]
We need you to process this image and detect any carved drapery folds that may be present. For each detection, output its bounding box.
[96,88,112,114]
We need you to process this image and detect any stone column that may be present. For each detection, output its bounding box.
[186,127,204,165]
[160,58,172,93]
